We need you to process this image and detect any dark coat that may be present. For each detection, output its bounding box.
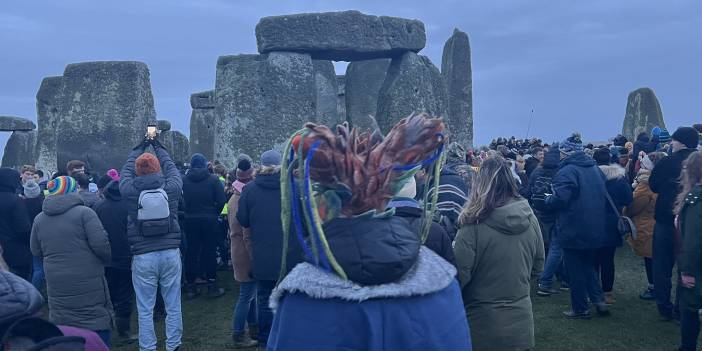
[678,185,702,311]
[23,195,45,225]
[391,201,455,265]
[600,165,634,247]
[119,147,183,256]
[30,193,112,331]
[526,147,561,224]
[0,168,32,278]
[649,148,696,225]
[546,152,609,250]
[182,168,226,219]
[236,172,302,281]
[426,164,471,234]
[93,181,132,270]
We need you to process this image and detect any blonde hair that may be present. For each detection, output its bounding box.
[675,151,702,215]
[258,165,281,175]
[459,156,520,225]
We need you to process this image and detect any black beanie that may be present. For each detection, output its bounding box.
[593,147,611,166]
[672,127,699,149]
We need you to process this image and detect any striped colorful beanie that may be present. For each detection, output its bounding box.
[559,132,584,154]
[47,176,78,196]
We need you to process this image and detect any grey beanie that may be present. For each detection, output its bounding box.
[23,179,42,199]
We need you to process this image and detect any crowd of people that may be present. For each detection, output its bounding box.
[0,119,700,351]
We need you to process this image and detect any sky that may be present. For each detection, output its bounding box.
[1,0,701,159]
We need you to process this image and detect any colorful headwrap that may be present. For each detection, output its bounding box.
[47,176,78,196]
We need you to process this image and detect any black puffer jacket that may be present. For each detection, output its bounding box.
[323,214,421,286]
[0,270,44,336]
[93,181,132,270]
[182,168,226,219]
[527,146,560,224]
[0,168,32,277]
[392,203,455,265]
[649,148,696,225]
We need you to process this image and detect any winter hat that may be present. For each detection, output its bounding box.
[640,154,654,171]
[135,153,161,176]
[672,126,699,149]
[0,168,20,192]
[261,149,282,167]
[97,175,113,190]
[0,270,45,338]
[559,133,584,154]
[395,176,417,199]
[446,142,466,163]
[46,176,77,196]
[23,179,41,199]
[543,144,561,169]
[106,168,120,181]
[236,154,254,182]
[593,147,612,166]
[190,153,208,169]
[658,128,672,144]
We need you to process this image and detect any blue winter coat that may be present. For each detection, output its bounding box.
[267,247,471,351]
[546,152,609,250]
[599,165,634,247]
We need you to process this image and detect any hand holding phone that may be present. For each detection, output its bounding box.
[146,124,158,140]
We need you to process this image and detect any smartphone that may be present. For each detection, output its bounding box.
[147,124,158,139]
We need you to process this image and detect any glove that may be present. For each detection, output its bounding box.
[133,137,150,151]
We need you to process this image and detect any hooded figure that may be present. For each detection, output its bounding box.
[0,168,32,279]
[30,176,113,343]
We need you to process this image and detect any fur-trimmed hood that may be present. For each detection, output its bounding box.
[599,164,626,180]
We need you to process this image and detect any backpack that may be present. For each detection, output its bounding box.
[137,188,171,236]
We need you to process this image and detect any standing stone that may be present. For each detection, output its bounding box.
[312,60,341,127]
[344,59,391,132]
[442,28,473,146]
[336,75,346,123]
[214,52,316,167]
[157,120,172,132]
[160,130,190,166]
[0,116,35,132]
[1,131,36,168]
[622,88,666,141]
[35,76,63,173]
[255,11,426,61]
[376,52,448,134]
[189,90,216,161]
[56,61,156,174]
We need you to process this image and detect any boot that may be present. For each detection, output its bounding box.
[604,292,616,305]
[249,324,259,341]
[232,331,258,348]
[185,284,200,300]
[115,317,138,345]
[206,281,225,299]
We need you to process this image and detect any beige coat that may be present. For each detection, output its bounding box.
[625,172,657,258]
[228,188,253,282]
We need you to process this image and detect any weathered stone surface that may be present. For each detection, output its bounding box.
[160,130,190,165]
[0,116,36,132]
[215,52,316,167]
[157,120,171,132]
[312,60,341,127]
[442,28,473,146]
[336,75,346,123]
[376,52,448,133]
[345,59,391,132]
[622,88,666,141]
[56,61,156,174]
[255,11,426,61]
[189,91,216,161]
[35,76,63,173]
[1,131,36,168]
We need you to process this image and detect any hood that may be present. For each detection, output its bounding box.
[599,164,626,180]
[0,270,44,334]
[132,173,165,192]
[483,198,533,235]
[0,168,20,193]
[103,180,122,201]
[186,167,211,182]
[255,172,280,189]
[390,202,423,219]
[560,151,596,169]
[543,146,561,169]
[42,192,84,216]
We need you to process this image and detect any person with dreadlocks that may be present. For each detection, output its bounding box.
[266,114,471,350]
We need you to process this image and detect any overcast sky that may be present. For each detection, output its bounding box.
[1,0,700,159]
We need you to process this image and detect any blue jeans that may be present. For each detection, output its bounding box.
[653,222,679,317]
[232,281,258,332]
[257,280,276,344]
[539,238,563,288]
[132,248,183,351]
[563,249,605,313]
[31,256,45,291]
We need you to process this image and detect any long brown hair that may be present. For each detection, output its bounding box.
[675,151,702,215]
[459,156,521,225]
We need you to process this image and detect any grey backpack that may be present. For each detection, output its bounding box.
[137,188,171,236]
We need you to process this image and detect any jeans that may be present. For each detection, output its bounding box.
[105,267,134,320]
[594,246,617,293]
[644,257,653,286]
[95,330,111,348]
[132,248,183,351]
[563,249,605,313]
[232,281,258,332]
[185,217,219,283]
[653,222,679,316]
[539,238,563,288]
[257,280,276,344]
[31,256,45,291]
[680,308,701,351]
